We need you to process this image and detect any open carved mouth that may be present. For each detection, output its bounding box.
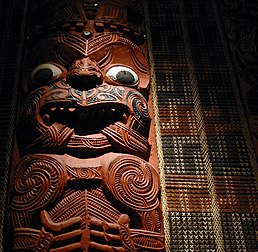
[40,103,129,135]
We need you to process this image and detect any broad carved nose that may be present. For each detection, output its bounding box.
[67,57,103,90]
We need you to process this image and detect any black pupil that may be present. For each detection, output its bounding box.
[34,68,53,83]
[116,70,135,85]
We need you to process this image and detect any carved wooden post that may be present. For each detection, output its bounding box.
[10,0,165,251]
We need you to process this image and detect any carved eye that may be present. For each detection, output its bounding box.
[106,66,138,86]
[30,63,63,84]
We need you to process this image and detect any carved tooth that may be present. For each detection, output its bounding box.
[50,107,56,111]
[60,107,65,111]
[69,108,75,112]
[111,108,116,112]
[122,113,128,124]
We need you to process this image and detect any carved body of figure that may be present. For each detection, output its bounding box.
[10,1,164,251]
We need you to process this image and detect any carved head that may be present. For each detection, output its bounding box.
[17,0,151,160]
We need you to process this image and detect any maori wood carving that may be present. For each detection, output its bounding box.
[10,0,165,251]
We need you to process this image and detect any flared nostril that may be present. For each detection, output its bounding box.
[67,57,103,91]
[67,73,103,90]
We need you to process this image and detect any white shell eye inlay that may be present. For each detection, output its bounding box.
[106,66,138,85]
[30,63,63,83]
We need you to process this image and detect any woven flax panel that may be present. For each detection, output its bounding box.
[148,0,258,251]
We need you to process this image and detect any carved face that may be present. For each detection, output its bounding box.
[18,34,151,158]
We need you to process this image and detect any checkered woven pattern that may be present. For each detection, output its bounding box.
[146,0,258,251]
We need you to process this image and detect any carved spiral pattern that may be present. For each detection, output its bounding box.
[17,89,47,148]
[44,85,70,104]
[126,91,150,124]
[87,84,125,103]
[12,155,67,212]
[104,155,160,211]
[22,89,42,118]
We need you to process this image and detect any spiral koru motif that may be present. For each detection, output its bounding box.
[12,154,67,212]
[21,90,41,118]
[126,91,150,124]
[87,84,125,103]
[104,155,160,211]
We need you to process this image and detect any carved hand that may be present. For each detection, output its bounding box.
[40,210,84,252]
[89,214,136,252]
[38,210,136,252]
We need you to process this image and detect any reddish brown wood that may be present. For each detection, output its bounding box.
[10,1,165,251]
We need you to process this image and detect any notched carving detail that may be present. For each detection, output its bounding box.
[66,165,102,180]
[14,227,53,251]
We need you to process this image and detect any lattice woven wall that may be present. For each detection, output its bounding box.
[0,0,257,251]
[147,0,258,251]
